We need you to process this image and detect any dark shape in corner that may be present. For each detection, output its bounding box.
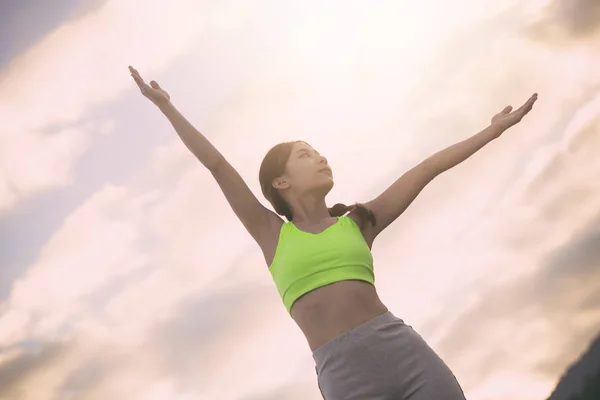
[546,332,600,400]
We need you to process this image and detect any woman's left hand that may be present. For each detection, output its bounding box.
[491,93,538,132]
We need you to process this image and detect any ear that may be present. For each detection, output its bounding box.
[272,177,290,190]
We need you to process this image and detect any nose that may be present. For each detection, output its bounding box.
[319,155,328,164]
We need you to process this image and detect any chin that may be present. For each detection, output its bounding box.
[317,179,334,196]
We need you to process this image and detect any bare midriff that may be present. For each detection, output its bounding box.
[290,280,388,352]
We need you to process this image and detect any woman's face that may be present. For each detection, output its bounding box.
[274,142,334,196]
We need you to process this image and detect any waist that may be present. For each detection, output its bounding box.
[291,280,388,352]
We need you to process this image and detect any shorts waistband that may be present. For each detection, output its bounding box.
[312,311,403,362]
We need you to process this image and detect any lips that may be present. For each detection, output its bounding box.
[319,167,332,175]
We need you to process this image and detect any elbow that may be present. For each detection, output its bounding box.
[418,159,441,180]
[205,153,227,174]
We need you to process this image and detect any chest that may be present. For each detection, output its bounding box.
[272,222,373,273]
[292,217,339,235]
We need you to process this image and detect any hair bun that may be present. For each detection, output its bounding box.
[328,202,376,228]
[328,203,351,217]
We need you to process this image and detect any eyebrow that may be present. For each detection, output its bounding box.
[296,148,319,155]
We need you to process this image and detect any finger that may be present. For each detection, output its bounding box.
[128,65,138,77]
[128,65,139,75]
[130,73,145,88]
[128,67,147,88]
[129,69,142,82]
[517,93,538,113]
[524,93,538,107]
[502,105,513,114]
[131,76,151,97]
[150,80,160,89]
[128,66,144,82]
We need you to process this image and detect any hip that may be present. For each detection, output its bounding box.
[312,311,466,400]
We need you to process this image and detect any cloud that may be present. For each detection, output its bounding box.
[0,342,72,399]
[525,0,600,43]
[0,185,147,347]
[1,1,600,399]
[0,154,304,399]
[429,216,600,400]
[0,0,220,214]
[419,101,600,400]
[548,0,600,37]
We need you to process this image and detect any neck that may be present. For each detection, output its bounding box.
[287,193,330,223]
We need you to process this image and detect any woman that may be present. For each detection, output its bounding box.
[129,66,537,399]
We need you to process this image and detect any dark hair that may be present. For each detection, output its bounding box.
[259,141,376,228]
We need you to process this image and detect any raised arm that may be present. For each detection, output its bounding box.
[128,66,283,251]
[360,93,538,243]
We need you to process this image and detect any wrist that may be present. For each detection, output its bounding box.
[158,101,175,115]
[488,123,506,139]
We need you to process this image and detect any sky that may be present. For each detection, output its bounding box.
[0,0,599,399]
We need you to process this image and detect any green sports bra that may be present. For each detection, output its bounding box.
[268,216,375,314]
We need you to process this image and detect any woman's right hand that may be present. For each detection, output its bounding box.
[129,66,170,107]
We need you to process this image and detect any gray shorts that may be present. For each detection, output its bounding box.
[313,311,466,400]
